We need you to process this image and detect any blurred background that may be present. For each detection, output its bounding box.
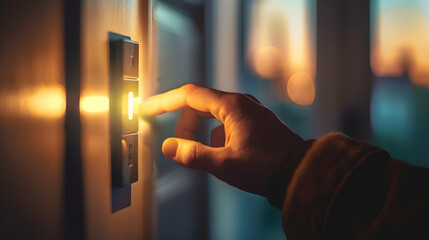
[153,0,429,239]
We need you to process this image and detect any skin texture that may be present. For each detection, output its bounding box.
[140,84,303,195]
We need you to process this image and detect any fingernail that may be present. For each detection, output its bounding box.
[162,138,178,158]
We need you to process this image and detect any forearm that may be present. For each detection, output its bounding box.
[266,132,429,239]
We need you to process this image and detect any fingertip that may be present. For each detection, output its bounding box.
[162,138,178,159]
[139,97,155,116]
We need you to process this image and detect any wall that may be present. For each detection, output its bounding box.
[80,0,154,239]
[0,0,155,239]
[0,0,64,239]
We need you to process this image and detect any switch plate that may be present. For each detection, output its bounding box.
[109,32,139,212]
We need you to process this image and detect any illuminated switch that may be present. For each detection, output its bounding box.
[121,80,138,134]
[110,34,139,189]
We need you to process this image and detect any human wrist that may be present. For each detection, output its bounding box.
[265,139,315,209]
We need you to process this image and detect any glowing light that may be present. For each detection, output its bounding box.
[80,96,109,113]
[247,0,316,99]
[0,85,66,118]
[134,97,140,118]
[121,139,128,155]
[128,92,134,120]
[29,86,66,117]
[252,46,284,79]
[372,4,429,86]
[287,72,315,106]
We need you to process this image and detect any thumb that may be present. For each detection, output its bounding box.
[162,137,220,171]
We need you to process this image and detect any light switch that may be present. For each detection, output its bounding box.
[109,33,139,212]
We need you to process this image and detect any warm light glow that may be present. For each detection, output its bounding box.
[253,46,284,79]
[128,91,134,120]
[29,86,66,117]
[372,2,429,86]
[287,72,315,106]
[80,96,109,113]
[0,85,66,118]
[248,0,315,80]
[134,97,140,118]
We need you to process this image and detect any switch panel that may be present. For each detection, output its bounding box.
[109,32,139,212]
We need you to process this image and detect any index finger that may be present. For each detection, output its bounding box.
[140,84,229,121]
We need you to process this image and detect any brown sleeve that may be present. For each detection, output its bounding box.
[266,132,429,239]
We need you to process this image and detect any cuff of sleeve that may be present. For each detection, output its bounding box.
[282,133,387,238]
[265,139,315,209]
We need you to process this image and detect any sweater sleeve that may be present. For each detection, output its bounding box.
[266,132,429,239]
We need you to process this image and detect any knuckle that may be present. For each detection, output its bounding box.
[229,93,250,108]
[182,83,199,93]
[244,94,260,103]
[185,144,199,168]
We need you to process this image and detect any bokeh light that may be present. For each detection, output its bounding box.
[252,46,284,79]
[247,0,316,102]
[286,72,315,106]
[371,0,429,86]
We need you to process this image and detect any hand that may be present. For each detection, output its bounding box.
[140,84,303,195]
